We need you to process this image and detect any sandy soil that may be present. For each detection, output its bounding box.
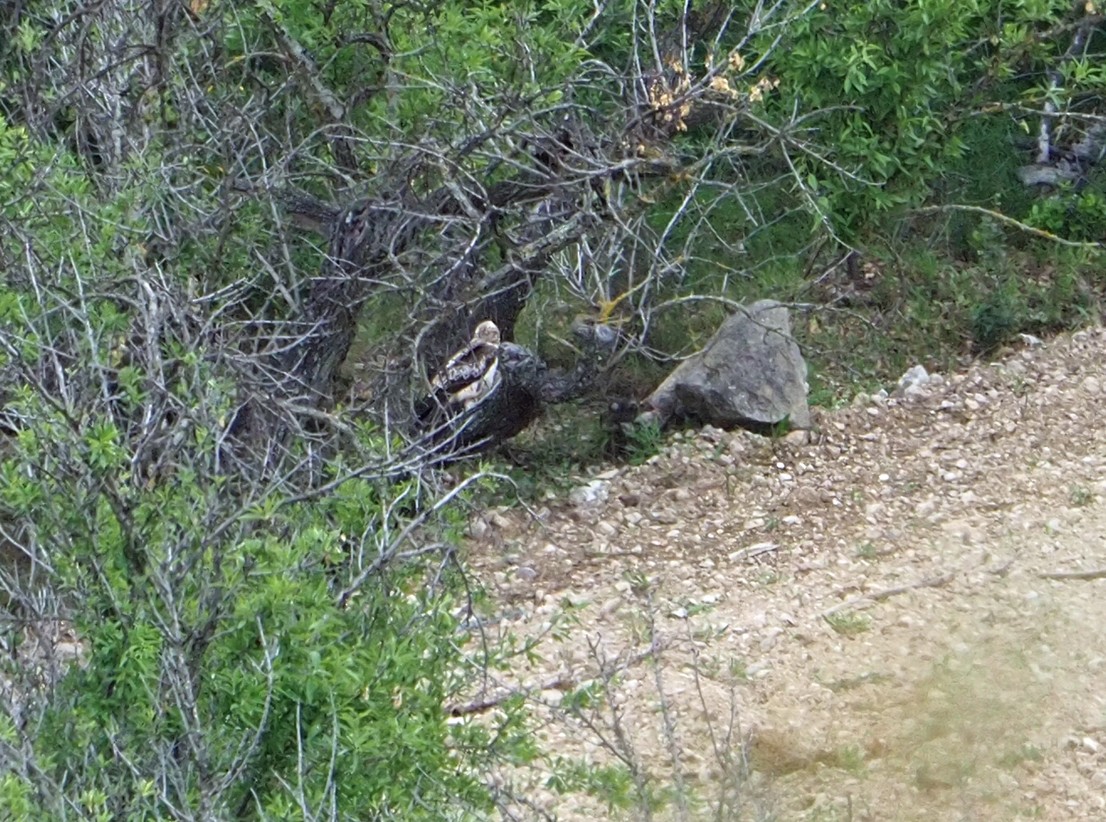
[464,326,1106,821]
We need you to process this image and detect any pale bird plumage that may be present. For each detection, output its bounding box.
[431,320,501,409]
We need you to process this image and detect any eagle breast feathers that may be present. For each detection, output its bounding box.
[431,320,501,409]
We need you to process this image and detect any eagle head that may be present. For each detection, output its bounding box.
[473,320,500,346]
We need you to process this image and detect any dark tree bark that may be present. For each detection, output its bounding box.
[278,178,561,407]
[228,108,631,470]
[410,324,617,461]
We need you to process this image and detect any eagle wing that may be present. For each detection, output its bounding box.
[430,341,499,407]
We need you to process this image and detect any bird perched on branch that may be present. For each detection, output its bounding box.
[428,320,501,411]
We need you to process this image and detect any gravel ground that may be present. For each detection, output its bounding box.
[464,326,1106,821]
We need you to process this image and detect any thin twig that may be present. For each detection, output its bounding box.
[1038,568,1106,581]
[820,572,955,618]
[728,542,782,562]
[446,645,661,716]
[914,204,1105,250]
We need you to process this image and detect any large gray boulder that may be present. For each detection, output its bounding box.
[639,300,811,430]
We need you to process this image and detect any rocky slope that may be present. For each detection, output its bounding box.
[465,326,1106,821]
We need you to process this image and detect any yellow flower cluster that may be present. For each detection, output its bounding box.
[649,50,780,129]
[649,62,693,131]
[748,75,780,103]
[710,75,736,96]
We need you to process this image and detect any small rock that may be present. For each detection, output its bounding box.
[791,486,823,506]
[783,429,811,445]
[699,425,725,443]
[759,629,783,651]
[902,383,928,401]
[915,499,937,517]
[893,364,930,398]
[541,689,565,707]
[515,566,538,582]
[569,480,609,508]
[598,597,622,616]
[746,661,769,676]
[1083,376,1102,395]
[651,508,679,524]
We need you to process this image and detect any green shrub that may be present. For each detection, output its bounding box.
[1027,186,1106,242]
[0,370,522,818]
[0,107,526,814]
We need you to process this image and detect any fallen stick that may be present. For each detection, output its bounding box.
[446,673,574,717]
[820,572,956,618]
[730,542,782,562]
[1038,568,1106,581]
[445,646,661,716]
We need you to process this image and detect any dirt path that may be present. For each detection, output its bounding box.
[465,326,1106,821]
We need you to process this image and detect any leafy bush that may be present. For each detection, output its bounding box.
[762,0,1091,237]
[0,32,529,812]
[0,324,522,817]
[1027,187,1106,242]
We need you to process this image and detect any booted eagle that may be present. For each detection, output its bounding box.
[428,320,501,411]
